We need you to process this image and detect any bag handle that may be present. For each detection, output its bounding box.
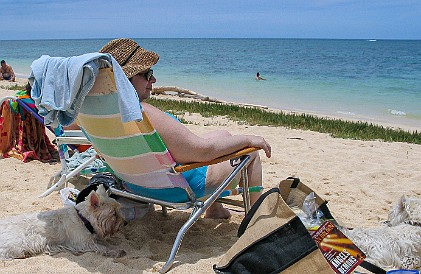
[237,187,280,237]
[360,261,386,274]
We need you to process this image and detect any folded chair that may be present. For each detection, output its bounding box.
[0,93,106,197]
[40,130,108,198]
[76,67,261,273]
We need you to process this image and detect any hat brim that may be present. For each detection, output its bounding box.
[123,63,157,79]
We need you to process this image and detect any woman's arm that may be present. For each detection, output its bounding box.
[142,103,271,164]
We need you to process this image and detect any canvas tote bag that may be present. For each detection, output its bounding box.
[214,183,334,274]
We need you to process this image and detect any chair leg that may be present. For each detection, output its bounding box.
[39,174,67,198]
[160,203,207,273]
[48,170,62,188]
[241,168,251,214]
[161,205,168,216]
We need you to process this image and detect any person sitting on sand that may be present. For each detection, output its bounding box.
[0,60,16,82]
[256,72,266,81]
[99,38,272,219]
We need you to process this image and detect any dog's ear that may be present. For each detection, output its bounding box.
[388,195,408,226]
[402,195,421,225]
[89,191,100,208]
[96,184,108,198]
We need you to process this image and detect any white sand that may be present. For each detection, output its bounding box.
[0,79,420,273]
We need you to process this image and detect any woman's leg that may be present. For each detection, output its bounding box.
[201,130,264,218]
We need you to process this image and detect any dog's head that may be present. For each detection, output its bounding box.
[76,185,126,238]
[388,195,421,226]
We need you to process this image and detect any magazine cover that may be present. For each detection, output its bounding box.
[312,221,366,274]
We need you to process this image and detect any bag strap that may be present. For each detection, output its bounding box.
[287,176,301,188]
[360,261,386,274]
[237,187,280,237]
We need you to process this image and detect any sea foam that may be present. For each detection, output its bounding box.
[336,111,356,116]
[389,109,407,116]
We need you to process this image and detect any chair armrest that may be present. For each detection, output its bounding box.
[55,130,90,145]
[55,136,91,145]
[62,130,86,137]
[174,147,260,173]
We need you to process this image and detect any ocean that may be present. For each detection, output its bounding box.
[1,38,420,129]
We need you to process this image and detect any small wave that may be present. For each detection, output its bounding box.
[336,111,355,116]
[15,73,30,78]
[388,109,406,116]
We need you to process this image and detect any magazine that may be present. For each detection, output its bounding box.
[312,221,366,274]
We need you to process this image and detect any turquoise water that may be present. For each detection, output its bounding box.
[1,38,420,129]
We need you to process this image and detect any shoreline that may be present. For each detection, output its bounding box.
[151,86,420,133]
[1,77,419,133]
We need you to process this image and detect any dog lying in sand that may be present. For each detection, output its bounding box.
[0,185,126,259]
[343,195,421,270]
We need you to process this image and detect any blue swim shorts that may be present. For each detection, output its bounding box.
[123,166,207,203]
[181,165,207,198]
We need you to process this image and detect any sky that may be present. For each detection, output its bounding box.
[1,0,421,40]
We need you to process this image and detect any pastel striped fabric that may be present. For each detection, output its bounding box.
[77,68,190,193]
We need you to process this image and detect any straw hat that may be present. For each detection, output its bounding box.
[99,38,159,79]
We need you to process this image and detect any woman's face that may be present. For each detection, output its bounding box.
[130,70,156,101]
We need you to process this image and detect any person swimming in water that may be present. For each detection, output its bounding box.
[256,72,266,80]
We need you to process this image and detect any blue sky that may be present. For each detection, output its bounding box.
[1,0,421,40]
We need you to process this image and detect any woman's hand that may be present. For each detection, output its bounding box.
[245,135,272,158]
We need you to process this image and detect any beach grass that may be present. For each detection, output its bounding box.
[147,97,421,145]
[0,83,24,91]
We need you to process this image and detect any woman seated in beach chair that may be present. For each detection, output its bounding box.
[99,39,272,219]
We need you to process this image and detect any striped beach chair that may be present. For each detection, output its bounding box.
[68,67,260,273]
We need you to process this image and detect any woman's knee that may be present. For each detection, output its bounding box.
[249,150,261,163]
[205,161,239,190]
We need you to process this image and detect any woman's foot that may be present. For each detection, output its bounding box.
[205,203,231,219]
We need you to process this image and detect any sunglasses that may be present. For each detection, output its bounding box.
[143,69,154,81]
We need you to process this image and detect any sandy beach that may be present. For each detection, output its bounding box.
[0,78,420,273]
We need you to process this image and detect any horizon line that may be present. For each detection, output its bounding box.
[1,37,421,42]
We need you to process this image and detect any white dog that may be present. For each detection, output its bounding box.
[0,185,126,259]
[343,195,421,270]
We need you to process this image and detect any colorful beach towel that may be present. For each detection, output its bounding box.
[0,98,58,162]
